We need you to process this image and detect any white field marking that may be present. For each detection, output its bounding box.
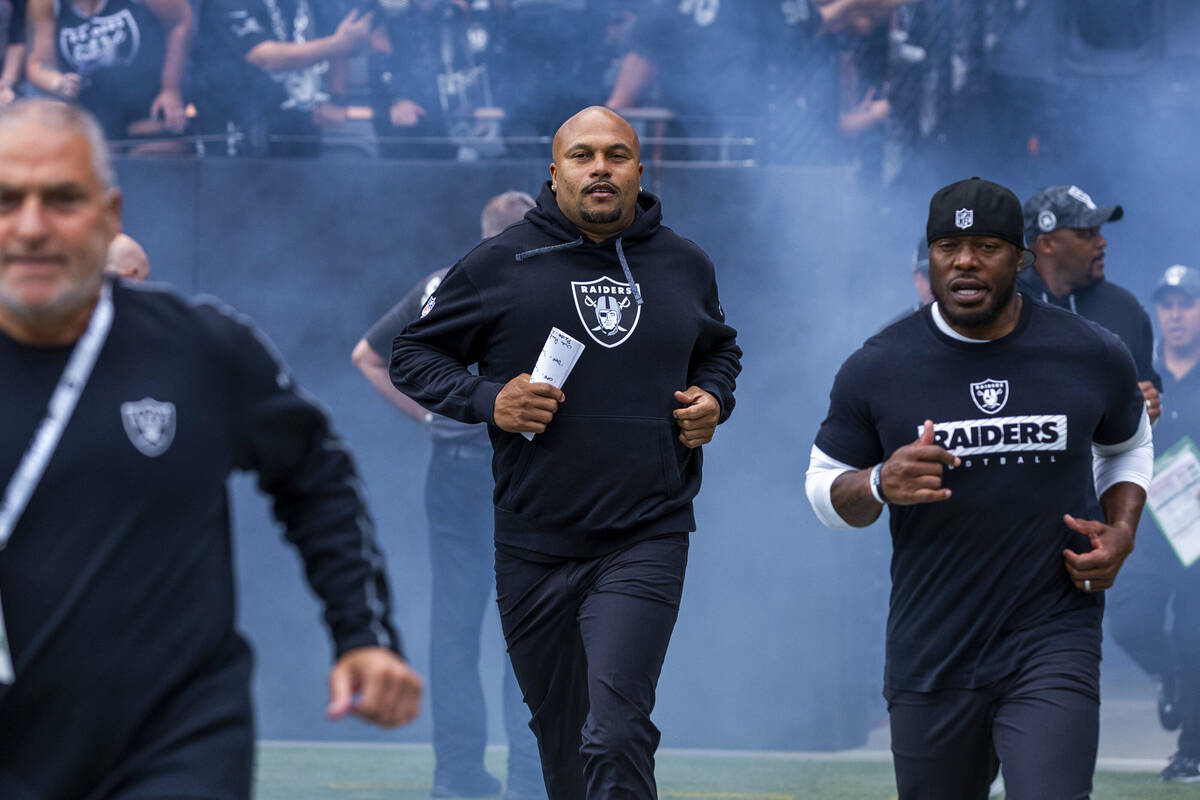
[258,741,1166,773]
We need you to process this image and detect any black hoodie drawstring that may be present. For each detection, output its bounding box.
[614,237,643,306]
[515,237,584,261]
[515,235,644,307]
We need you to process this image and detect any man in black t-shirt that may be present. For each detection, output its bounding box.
[194,0,372,156]
[1108,264,1200,784]
[353,191,546,800]
[0,100,423,800]
[807,177,1151,799]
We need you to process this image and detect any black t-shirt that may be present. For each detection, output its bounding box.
[0,281,400,797]
[814,297,1143,693]
[365,268,489,446]
[1,0,25,54]
[197,0,332,126]
[626,1,829,117]
[54,0,167,117]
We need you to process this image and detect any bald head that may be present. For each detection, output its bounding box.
[552,106,640,162]
[107,233,150,282]
[548,107,644,242]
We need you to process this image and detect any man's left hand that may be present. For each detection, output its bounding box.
[327,646,423,728]
[1062,513,1135,593]
[1138,381,1161,424]
[673,386,720,448]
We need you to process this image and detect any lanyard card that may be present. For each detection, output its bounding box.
[1146,435,1200,569]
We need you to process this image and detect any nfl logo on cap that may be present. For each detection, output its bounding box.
[955,208,974,229]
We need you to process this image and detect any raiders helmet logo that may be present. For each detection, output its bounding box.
[970,379,1009,415]
[571,276,642,348]
[955,208,974,229]
[121,398,176,457]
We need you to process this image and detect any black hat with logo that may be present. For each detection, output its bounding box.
[927,177,1034,267]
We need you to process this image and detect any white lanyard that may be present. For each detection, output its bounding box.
[0,282,114,683]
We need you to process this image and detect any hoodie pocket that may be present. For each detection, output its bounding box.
[495,415,684,529]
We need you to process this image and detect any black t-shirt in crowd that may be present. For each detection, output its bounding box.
[814,297,1144,694]
[0,0,25,57]
[625,0,838,160]
[54,0,167,132]
[197,0,331,136]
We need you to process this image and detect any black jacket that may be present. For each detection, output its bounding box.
[391,183,742,556]
[1018,268,1162,391]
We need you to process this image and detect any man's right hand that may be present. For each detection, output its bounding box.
[879,419,961,505]
[493,373,564,434]
[334,9,374,54]
[55,73,82,99]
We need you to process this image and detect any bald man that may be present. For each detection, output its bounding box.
[106,233,150,282]
[391,106,742,799]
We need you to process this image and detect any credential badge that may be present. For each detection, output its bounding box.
[955,208,974,229]
[970,379,1009,415]
[571,276,642,348]
[121,398,176,457]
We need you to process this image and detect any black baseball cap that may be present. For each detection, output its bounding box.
[926,177,1034,267]
[1023,185,1122,245]
[1152,264,1200,303]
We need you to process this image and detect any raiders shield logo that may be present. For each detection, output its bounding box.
[571,276,642,348]
[955,208,974,229]
[121,398,176,457]
[970,379,1009,415]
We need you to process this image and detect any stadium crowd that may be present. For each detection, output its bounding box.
[0,0,1043,163]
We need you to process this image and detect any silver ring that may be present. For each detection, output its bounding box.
[1084,579,1092,592]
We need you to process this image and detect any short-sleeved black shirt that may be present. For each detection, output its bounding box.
[815,297,1143,693]
[365,268,488,446]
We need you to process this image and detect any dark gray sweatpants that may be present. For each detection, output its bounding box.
[888,648,1100,800]
[495,533,688,800]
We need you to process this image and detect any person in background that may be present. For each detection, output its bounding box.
[1108,264,1200,784]
[352,190,546,800]
[105,232,150,282]
[26,0,191,141]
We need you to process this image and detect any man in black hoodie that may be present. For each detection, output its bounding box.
[1020,184,1162,421]
[391,106,741,799]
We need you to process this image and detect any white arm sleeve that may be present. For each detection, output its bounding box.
[1092,408,1154,497]
[805,444,860,530]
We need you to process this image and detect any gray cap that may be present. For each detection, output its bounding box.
[1152,264,1200,302]
[1023,184,1123,244]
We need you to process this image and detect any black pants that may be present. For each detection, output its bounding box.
[495,534,688,800]
[888,648,1100,800]
[426,441,543,790]
[1108,526,1200,756]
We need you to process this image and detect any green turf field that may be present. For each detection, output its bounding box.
[256,742,1197,800]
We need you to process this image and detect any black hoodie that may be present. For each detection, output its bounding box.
[1017,268,1161,391]
[391,183,742,557]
